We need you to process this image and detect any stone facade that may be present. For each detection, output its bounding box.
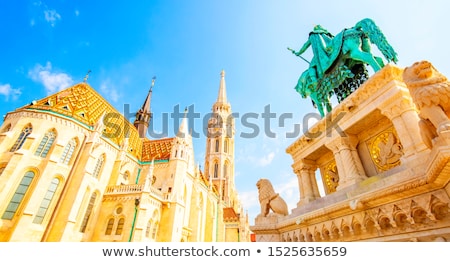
[0,72,250,242]
[251,61,450,242]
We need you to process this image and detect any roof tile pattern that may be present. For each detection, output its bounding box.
[21,83,143,159]
[141,138,175,161]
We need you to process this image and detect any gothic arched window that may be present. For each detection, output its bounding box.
[10,125,32,152]
[2,171,35,220]
[213,162,219,178]
[115,218,125,235]
[105,218,114,235]
[60,138,77,165]
[80,192,97,233]
[35,130,56,158]
[215,139,219,152]
[33,177,60,224]
[92,154,105,179]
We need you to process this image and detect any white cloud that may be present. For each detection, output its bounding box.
[235,142,278,167]
[269,177,299,217]
[78,41,90,47]
[257,151,275,167]
[238,189,260,220]
[100,79,120,103]
[29,62,74,94]
[0,84,22,101]
[44,9,61,27]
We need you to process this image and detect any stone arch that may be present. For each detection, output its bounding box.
[213,160,219,178]
[10,123,33,152]
[60,137,79,165]
[35,128,58,158]
[330,222,340,240]
[410,200,428,224]
[340,219,351,237]
[314,227,322,242]
[392,205,409,227]
[299,232,305,242]
[322,224,331,241]
[292,231,299,242]
[429,195,449,220]
[1,169,39,221]
[363,216,376,233]
[223,160,230,179]
[92,153,106,179]
[351,216,362,234]
[305,228,313,242]
[2,123,12,133]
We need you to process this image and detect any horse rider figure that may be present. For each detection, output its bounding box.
[291,24,335,84]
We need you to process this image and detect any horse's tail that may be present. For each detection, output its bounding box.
[355,18,398,64]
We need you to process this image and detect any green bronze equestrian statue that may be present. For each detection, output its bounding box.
[289,18,398,117]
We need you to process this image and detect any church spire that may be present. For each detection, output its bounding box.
[205,70,235,206]
[216,70,227,104]
[134,77,156,138]
[177,107,189,138]
[141,77,155,114]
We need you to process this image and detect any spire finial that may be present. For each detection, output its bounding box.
[177,106,189,138]
[216,69,227,104]
[83,69,91,83]
[151,76,156,91]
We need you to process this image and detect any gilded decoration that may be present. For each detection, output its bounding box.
[367,127,403,172]
[323,161,339,194]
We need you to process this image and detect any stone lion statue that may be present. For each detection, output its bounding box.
[403,60,450,148]
[256,178,289,217]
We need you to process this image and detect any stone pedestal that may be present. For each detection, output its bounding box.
[252,62,450,242]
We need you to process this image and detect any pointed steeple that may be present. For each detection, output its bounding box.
[213,70,231,113]
[177,107,189,138]
[134,77,156,138]
[141,83,153,114]
[217,70,227,104]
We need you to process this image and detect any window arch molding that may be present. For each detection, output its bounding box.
[35,128,57,158]
[92,154,106,179]
[10,124,33,152]
[1,167,40,220]
[60,137,79,165]
[32,175,64,224]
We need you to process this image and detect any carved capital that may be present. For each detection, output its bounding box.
[379,95,416,120]
[325,134,359,152]
[294,159,317,174]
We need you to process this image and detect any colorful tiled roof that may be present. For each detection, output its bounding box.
[141,137,175,162]
[223,207,239,222]
[19,82,143,159]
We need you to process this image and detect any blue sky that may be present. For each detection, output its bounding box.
[1,0,449,224]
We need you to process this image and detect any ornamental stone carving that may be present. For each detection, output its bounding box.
[403,60,450,148]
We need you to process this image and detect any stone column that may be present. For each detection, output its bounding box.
[326,135,366,190]
[380,96,429,159]
[310,171,321,199]
[294,159,320,206]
